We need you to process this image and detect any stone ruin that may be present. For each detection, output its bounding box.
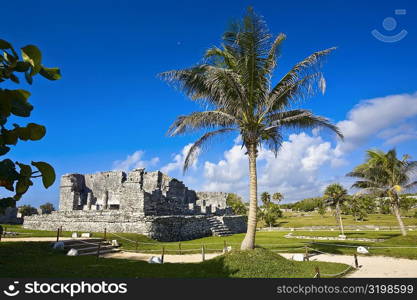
[23,169,247,241]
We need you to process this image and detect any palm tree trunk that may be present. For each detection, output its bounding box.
[241,143,258,250]
[392,201,407,236]
[335,202,344,236]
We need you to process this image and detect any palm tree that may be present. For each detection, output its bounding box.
[347,149,417,236]
[159,8,343,250]
[324,183,348,236]
[272,192,283,205]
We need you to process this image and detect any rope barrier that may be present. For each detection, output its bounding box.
[320,265,354,277]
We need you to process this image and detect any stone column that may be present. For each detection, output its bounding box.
[86,192,92,210]
[103,191,109,210]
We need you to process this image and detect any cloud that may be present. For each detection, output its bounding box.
[200,133,342,202]
[112,151,159,171]
[161,143,199,174]
[335,92,417,155]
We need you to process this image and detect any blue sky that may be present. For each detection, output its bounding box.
[2,0,417,207]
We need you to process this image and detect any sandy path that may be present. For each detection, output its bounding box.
[280,253,417,278]
[101,251,221,263]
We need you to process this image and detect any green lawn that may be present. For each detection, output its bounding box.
[274,212,417,228]
[3,224,417,259]
[0,242,350,278]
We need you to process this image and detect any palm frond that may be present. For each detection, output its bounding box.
[167,111,238,136]
[265,109,343,139]
[267,47,336,109]
[183,128,236,172]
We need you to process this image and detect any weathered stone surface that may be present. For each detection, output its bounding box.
[23,169,247,241]
[0,207,22,224]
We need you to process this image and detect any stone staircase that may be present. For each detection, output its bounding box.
[207,216,233,237]
[62,238,120,256]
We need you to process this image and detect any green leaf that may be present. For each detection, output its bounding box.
[39,66,61,80]
[21,45,42,71]
[8,89,33,117]
[31,161,55,188]
[0,159,19,191]
[2,129,18,145]
[16,162,32,177]
[0,39,12,49]
[14,61,31,72]
[27,123,46,140]
[0,145,10,156]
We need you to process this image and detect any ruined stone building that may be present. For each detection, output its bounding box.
[23,169,246,241]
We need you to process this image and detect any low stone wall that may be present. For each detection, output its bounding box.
[23,211,247,242]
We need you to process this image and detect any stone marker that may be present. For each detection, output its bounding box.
[52,241,65,250]
[67,248,79,256]
[111,240,119,247]
[71,232,78,238]
[148,256,162,264]
[81,233,91,238]
[357,246,369,254]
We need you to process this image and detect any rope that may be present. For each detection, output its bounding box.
[320,265,354,277]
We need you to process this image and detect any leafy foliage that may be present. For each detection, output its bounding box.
[18,204,38,217]
[347,149,417,235]
[39,202,55,214]
[0,39,60,208]
[324,183,348,207]
[226,193,248,215]
[259,191,283,226]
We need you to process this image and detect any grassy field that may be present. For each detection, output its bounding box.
[0,242,350,278]
[272,211,417,228]
[2,224,417,259]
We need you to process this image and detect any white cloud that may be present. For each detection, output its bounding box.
[199,133,342,202]
[161,143,199,174]
[195,92,417,202]
[335,92,417,155]
[113,151,159,171]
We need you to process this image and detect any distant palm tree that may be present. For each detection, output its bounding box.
[324,183,348,236]
[160,8,343,250]
[347,149,417,236]
[272,192,283,205]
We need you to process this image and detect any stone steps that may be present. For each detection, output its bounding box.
[207,217,233,237]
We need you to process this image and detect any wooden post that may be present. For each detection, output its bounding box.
[56,227,60,242]
[96,241,101,261]
[315,266,320,278]
[135,239,138,252]
[201,245,205,262]
[304,245,309,261]
[161,246,165,263]
[104,228,107,240]
[179,242,182,255]
[354,254,359,268]
[223,240,227,251]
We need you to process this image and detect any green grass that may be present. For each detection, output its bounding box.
[0,242,350,278]
[3,224,417,259]
[274,212,417,228]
